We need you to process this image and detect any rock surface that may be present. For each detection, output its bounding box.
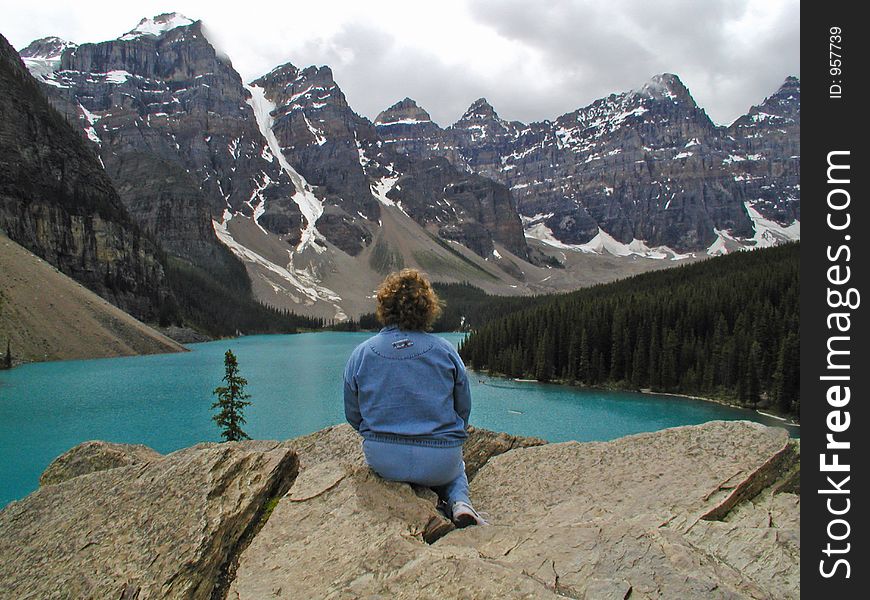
[0,422,798,600]
[0,233,184,363]
[0,441,298,600]
[230,421,798,599]
[39,440,163,486]
[377,75,801,252]
[0,33,170,322]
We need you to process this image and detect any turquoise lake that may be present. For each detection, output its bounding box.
[0,332,798,507]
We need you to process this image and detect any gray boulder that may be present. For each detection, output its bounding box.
[230,421,798,599]
[0,422,798,599]
[0,441,298,599]
[39,440,162,486]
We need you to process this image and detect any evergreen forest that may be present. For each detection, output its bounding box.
[458,244,800,416]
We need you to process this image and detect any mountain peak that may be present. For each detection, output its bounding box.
[120,13,196,41]
[19,36,76,60]
[638,73,691,101]
[780,76,800,91]
[461,97,498,120]
[294,65,335,87]
[258,61,300,83]
[375,98,433,125]
[744,75,800,122]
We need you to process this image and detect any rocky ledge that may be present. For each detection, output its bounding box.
[0,422,798,599]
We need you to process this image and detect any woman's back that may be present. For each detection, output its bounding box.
[343,268,486,527]
[344,325,470,444]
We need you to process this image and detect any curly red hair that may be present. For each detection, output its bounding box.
[376,269,442,331]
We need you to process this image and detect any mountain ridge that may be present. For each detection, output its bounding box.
[12,14,799,321]
[376,72,800,252]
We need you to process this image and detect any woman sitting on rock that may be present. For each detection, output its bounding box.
[343,268,486,527]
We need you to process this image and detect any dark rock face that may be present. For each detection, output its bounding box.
[390,157,529,259]
[251,63,384,255]
[0,33,168,320]
[254,64,530,260]
[378,75,800,251]
[21,21,530,270]
[30,14,304,269]
[375,98,444,159]
[727,75,800,223]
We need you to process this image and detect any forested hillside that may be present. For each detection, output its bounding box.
[459,244,799,415]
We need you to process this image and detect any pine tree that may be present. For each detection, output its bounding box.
[3,339,10,370]
[212,349,252,441]
[456,243,799,415]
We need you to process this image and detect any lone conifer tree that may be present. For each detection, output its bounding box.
[212,349,252,441]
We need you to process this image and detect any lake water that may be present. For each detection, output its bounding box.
[0,332,797,507]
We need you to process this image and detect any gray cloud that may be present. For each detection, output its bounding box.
[463,0,799,124]
[2,0,799,127]
[272,22,504,127]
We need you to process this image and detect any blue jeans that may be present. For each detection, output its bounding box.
[362,439,471,506]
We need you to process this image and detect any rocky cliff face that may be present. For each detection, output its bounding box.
[22,14,305,272]
[13,16,797,320]
[19,19,530,320]
[250,62,382,255]
[375,97,444,158]
[727,75,800,225]
[251,63,529,260]
[377,74,801,252]
[0,422,799,599]
[0,33,169,320]
[389,156,530,259]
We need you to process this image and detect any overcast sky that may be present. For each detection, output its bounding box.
[1,0,800,126]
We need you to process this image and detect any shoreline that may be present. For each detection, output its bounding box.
[469,369,801,428]
[637,389,800,427]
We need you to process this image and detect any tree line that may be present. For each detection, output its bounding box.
[458,244,800,416]
[163,255,323,337]
[333,282,554,333]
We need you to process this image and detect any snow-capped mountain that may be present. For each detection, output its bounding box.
[250,61,529,260]
[14,13,799,320]
[17,15,532,320]
[376,73,801,254]
[41,14,305,259]
[1,33,169,321]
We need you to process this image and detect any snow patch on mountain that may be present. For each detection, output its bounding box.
[706,202,799,256]
[78,103,102,144]
[371,175,400,208]
[578,228,687,259]
[707,228,742,256]
[377,117,432,126]
[120,13,195,40]
[744,201,800,247]
[20,38,76,85]
[245,83,325,252]
[523,216,689,260]
[212,214,346,320]
[302,113,328,146]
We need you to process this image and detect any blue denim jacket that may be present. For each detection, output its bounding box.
[343,325,471,447]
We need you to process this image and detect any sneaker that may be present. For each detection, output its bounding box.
[451,501,488,527]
